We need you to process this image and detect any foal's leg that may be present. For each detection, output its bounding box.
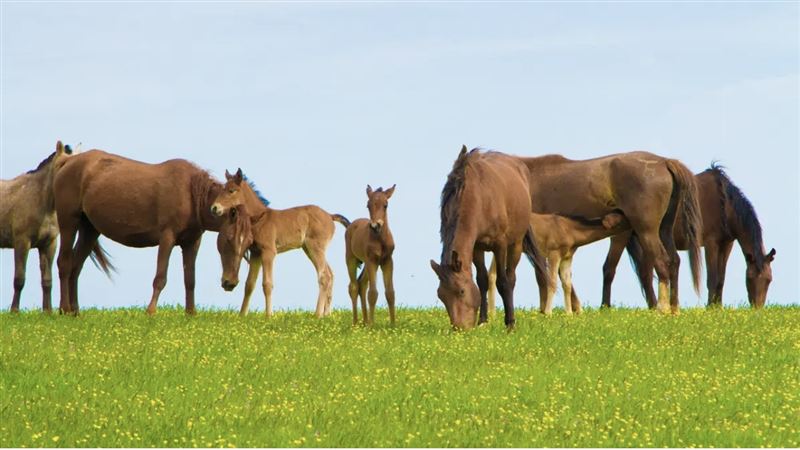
[346,257,360,325]
[146,233,176,316]
[10,240,31,313]
[381,257,396,325]
[240,256,262,316]
[542,252,560,316]
[473,250,490,325]
[180,237,202,315]
[358,269,369,325]
[559,256,574,314]
[304,243,333,319]
[39,240,56,312]
[324,263,334,316]
[601,231,631,308]
[364,261,379,325]
[261,249,277,317]
[487,256,497,318]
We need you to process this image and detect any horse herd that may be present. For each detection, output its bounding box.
[1,142,775,330]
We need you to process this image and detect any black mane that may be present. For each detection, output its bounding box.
[26,152,56,174]
[707,163,766,270]
[439,147,480,262]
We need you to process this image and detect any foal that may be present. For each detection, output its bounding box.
[212,169,350,318]
[344,185,396,325]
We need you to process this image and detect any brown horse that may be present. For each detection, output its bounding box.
[602,164,775,308]
[513,151,703,314]
[344,184,396,325]
[211,169,350,318]
[431,146,539,330]
[1,141,103,311]
[53,149,223,315]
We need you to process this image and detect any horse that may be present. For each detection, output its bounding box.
[53,148,223,315]
[344,184,396,326]
[430,146,540,330]
[1,141,106,312]
[601,164,775,308]
[512,151,703,314]
[211,169,350,318]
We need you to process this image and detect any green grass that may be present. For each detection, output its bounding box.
[1,306,799,447]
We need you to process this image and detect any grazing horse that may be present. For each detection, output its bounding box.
[513,151,703,314]
[430,146,539,330]
[211,169,350,318]
[1,141,104,311]
[53,149,223,315]
[344,184,396,326]
[602,164,775,308]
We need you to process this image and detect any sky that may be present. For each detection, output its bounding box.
[1,2,797,315]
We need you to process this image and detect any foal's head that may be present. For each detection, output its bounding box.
[216,205,254,291]
[745,248,775,308]
[366,184,395,233]
[430,252,481,330]
[211,169,246,217]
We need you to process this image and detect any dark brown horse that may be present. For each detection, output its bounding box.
[602,164,775,308]
[514,151,703,314]
[53,149,222,315]
[0,141,108,311]
[431,146,538,330]
[345,185,396,325]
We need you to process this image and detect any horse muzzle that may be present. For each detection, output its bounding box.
[210,204,224,217]
[221,279,238,291]
[369,220,384,232]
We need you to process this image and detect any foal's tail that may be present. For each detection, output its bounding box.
[665,159,703,294]
[89,239,116,278]
[331,214,351,228]
[521,226,547,278]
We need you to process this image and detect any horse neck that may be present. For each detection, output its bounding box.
[196,178,224,231]
[242,184,269,215]
[730,219,763,261]
[27,165,56,210]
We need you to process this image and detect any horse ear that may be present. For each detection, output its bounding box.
[450,250,462,272]
[234,168,243,185]
[430,260,443,280]
[459,145,468,158]
[366,185,373,196]
[56,140,64,156]
[225,169,232,180]
[385,184,396,198]
[766,248,776,262]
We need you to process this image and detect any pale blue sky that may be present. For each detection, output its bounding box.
[1,2,797,313]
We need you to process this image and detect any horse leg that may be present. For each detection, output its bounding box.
[601,231,631,308]
[542,252,560,316]
[346,257,360,325]
[304,244,333,319]
[146,233,176,316]
[358,269,368,325]
[240,255,262,316]
[704,241,721,307]
[716,240,734,306]
[10,240,31,313]
[659,218,680,315]
[559,255,576,315]
[635,230,671,314]
[68,222,101,314]
[56,219,79,314]
[261,249,276,317]
[493,245,516,328]
[39,240,56,312]
[364,261,379,325]
[324,263,334,316]
[180,237,202,315]
[381,257,396,326]
[487,255,497,318]
[501,241,523,327]
[473,250,489,325]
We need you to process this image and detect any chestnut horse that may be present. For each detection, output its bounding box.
[211,169,350,318]
[53,149,222,315]
[602,164,775,308]
[345,184,396,326]
[514,151,702,314]
[431,146,539,330]
[1,141,112,311]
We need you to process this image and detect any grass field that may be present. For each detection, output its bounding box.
[1,306,798,448]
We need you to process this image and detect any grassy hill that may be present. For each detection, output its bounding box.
[1,306,798,447]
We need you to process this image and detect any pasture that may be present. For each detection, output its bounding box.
[1,306,798,447]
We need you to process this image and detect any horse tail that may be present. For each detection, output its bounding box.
[89,239,116,278]
[625,233,649,298]
[331,214,351,228]
[665,159,703,294]
[522,225,547,279]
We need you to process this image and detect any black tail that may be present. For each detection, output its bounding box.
[626,233,649,296]
[331,214,351,228]
[521,226,547,278]
[89,239,116,278]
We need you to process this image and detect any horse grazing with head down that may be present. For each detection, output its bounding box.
[1,141,112,311]
[211,169,350,318]
[431,146,540,330]
[344,184,397,326]
[53,148,223,315]
[602,164,775,309]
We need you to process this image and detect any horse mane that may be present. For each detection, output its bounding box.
[439,147,481,261]
[707,162,766,270]
[242,174,270,207]
[190,168,221,225]
[26,152,56,174]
